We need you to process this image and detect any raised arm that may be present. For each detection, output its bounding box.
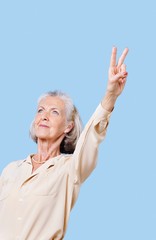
[102,47,129,111]
[70,47,129,184]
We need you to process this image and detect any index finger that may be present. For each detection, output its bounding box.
[118,48,129,67]
[110,46,117,67]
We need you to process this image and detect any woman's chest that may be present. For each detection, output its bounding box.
[1,161,73,200]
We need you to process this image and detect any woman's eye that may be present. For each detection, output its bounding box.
[52,110,59,115]
[37,109,43,113]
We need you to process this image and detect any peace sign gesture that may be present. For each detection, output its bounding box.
[107,47,129,97]
[102,47,129,111]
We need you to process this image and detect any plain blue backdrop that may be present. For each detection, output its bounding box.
[0,1,156,239]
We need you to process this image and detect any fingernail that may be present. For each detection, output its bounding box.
[123,72,128,76]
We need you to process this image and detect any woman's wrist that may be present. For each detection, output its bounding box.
[101,91,118,112]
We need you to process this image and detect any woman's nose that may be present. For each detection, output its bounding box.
[41,111,49,121]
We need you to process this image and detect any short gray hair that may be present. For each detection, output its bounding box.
[29,91,83,154]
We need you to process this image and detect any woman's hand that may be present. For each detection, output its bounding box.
[107,46,129,97]
[102,47,129,112]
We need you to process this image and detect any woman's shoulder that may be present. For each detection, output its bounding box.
[1,157,27,177]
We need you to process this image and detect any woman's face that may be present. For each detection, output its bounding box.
[34,96,71,142]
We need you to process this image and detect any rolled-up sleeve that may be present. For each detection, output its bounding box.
[70,103,112,184]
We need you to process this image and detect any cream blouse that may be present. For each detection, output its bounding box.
[0,104,111,240]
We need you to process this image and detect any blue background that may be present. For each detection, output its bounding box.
[0,1,156,239]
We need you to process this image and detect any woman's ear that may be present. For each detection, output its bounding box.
[64,122,74,134]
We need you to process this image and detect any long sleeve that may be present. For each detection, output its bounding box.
[70,103,112,184]
[0,176,2,193]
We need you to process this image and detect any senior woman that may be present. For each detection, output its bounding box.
[0,47,128,240]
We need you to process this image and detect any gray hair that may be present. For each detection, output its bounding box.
[29,91,83,154]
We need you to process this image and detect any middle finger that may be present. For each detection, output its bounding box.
[117,48,129,67]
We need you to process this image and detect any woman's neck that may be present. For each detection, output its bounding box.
[36,138,63,162]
